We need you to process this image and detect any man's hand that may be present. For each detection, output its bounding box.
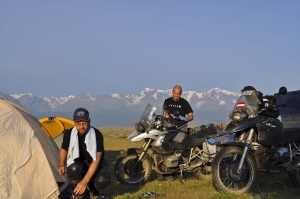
[186,112,194,122]
[58,166,65,176]
[73,180,88,195]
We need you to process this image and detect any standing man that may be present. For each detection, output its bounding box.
[58,108,110,199]
[163,85,194,122]
[157,85,194,181]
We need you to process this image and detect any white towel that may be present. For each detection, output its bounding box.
[67,126,97,166]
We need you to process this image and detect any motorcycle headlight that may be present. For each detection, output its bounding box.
[232,111,247,123]
[248,113,257,119]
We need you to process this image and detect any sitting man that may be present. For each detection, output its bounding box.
[58,108,110,199]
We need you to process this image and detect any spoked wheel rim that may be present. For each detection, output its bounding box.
[123,158,143,178]
[219,152,253,191]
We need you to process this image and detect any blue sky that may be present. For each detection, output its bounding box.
[1,1,299,97]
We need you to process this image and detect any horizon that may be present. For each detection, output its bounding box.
[33,109,230,128]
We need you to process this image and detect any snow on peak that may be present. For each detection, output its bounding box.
[144,88,154,92]
[207,87,238,96]
[207,87,221,93]
[140,88,155,95]
[11,93,33,99]
[112,93,121,99]
[11,94,25,99]
[219,99,226,105]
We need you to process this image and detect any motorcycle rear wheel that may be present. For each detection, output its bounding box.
[114,154,151,185]
[212,146,257,194]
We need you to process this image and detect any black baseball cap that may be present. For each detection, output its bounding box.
[73,108,89,121]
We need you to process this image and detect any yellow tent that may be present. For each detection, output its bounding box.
[39,116,74,147]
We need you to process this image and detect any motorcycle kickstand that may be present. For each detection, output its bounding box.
[179,170,185,184]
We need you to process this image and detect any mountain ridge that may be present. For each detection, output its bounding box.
[1,87,240,127]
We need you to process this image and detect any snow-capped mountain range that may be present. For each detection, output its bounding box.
[0,88,240,127]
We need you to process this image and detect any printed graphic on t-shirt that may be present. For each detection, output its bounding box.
[168,104,182,108]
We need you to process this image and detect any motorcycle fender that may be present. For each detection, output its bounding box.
[232,117,260,132]
[125,148,143,155]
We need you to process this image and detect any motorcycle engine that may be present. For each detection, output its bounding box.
[163,153,181,168]
[253,143,290,169]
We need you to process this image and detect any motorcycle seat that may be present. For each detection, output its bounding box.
[181,131,207,148]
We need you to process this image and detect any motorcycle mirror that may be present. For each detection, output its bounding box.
[279,87,287,95]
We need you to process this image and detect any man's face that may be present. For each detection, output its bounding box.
[172,87,182,101]
[74,120,89,135]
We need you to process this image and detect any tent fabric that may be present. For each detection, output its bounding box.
[0,98,67,199]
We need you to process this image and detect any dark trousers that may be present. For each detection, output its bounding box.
[66,159,111,192]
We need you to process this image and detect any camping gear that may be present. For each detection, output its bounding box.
[0,98,67,199]
[39,116,74,138]
[39,116,74,147]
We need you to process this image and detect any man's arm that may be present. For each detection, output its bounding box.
[163,110,169,118]
[82,152,102,183]
[163,99,170,118]
[184,100,194,122]
[73,152,103,195]
[58,148,68,176]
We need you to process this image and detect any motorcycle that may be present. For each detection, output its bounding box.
[211,86,300,194]
[114,104,222,185]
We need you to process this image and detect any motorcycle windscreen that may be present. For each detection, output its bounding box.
[231,90,260,115]
[139,103,157,130]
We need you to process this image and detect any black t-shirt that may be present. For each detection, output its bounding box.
[163,97,193,117]
[61,127,104,164]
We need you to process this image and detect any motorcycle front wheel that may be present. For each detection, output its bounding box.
[212,146,257,194]
[114,154,152,185]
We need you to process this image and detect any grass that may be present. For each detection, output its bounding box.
[95,128,300,199]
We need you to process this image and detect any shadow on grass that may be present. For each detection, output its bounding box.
[249,173,300,199]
